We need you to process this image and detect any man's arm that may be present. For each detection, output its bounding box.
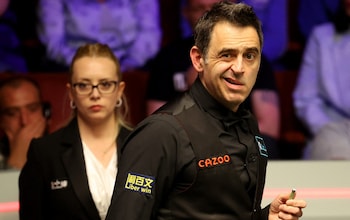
[107,115,179,219]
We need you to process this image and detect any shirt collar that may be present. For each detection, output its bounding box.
[189,77,252,126]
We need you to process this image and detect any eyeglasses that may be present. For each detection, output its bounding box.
[72,81,118,95]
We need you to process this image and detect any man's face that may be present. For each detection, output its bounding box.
[0,82,44,135]
[195,21,261,111]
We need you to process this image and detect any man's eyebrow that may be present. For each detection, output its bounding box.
[26,102,42,107]
[245,47,260,54]
[217,47,260,55]
[217,48,237,55]
[1,107,20,115]
[3,102,41,110]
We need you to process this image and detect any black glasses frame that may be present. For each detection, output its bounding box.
[72,81,119,95]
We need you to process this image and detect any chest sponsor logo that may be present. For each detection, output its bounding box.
[50,179,68,190]
[198,154,231,168]
[124,172,155,195]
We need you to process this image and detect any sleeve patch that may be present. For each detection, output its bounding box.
[124,172,155,195]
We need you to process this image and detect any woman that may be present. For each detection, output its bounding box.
[19,43,132,220]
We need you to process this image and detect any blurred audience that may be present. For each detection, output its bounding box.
[147,0,281,158]
[298,0,340,43]
[293,0,350,159]
[0,76,49,169]
[0,0,27,73]
[244,0,288,68]
[37,0,162,72]
[19,43,132,219]
[9,0,47,72]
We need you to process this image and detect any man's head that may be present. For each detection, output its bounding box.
[190,1,263,111]
[0,76,45,137]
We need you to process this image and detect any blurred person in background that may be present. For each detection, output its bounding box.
[293,0,350,159]
[298,0,340,44]
[0,0,27,73]
[37,0,162,72]
[0,76,48,169]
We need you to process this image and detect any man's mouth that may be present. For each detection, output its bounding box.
[224,77,243,85]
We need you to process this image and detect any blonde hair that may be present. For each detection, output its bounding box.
[69,43,132,129]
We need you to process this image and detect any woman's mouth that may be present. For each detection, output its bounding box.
[90,105,102,111]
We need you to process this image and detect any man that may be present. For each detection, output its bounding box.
[146,0,281,158]
[0,76,48,169]
[107,1,306,219]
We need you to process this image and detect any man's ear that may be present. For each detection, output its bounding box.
[190,46,204,73]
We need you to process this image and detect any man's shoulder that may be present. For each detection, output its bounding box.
[130,94,197,137]
[155,93,196,115]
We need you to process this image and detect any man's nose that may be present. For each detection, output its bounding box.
[19,109,30,126]
[230,57,244,73]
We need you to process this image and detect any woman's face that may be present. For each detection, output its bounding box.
[68,56,125,124]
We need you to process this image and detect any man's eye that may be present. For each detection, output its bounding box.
[27,103,42,113]
[2,109,19,117]
[221,53,231,58]
[245,53,255,60]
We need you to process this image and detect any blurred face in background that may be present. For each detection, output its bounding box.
[0,82,44,137]
[183,0,227,29]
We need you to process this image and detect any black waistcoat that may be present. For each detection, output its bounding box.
[158,93,268,220]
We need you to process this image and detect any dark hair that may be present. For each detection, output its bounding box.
[332,0,350,34]
[0,76,42,107]
[193,1,263,58]
[69,43,131,128]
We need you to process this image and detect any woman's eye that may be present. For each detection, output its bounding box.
[100,82,111,88]
[78,83,88,89]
